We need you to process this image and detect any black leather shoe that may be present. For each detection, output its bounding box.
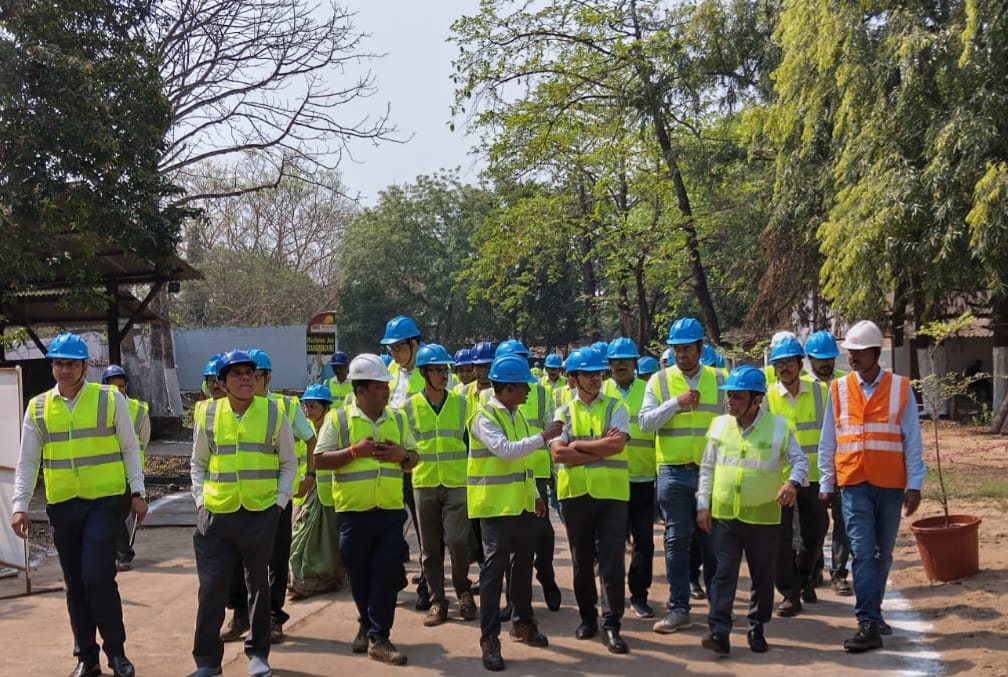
[604,628,629,654]
[776,597,802,617]
[748,625,769,653]
[701,632,731,656]
[109,656,135,677]
[801,584,818,604]
[843,621,884,653]
[575,621,598,640]
[543,584,562,611]
[480,637,505,672]
[68,661,101,677]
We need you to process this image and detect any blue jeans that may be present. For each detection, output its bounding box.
[657,464,715,613]
[841,482,905,624]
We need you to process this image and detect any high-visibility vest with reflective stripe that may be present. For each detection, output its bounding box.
[389,363,426,408]
[271,393,308,495]
[551,385,574,410]
[709,413,789,525]
[540,376,563,393]
[325,378,354,408]
[326,405,407,511]
[461,381,491,420]
[651,366,725,465]
[519,383,552,479]
[765,377,826,482]
[405,391,468,488]
[31,383,126,504]
[602,379,655,482]
[201,396,282,514]
[831,371,909,489]
[467,405,536,518]
[309,418,335,506]
[555,395,629,501]
[127,397,149,468]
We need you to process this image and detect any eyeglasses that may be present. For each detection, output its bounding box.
[424,366,449,375]
[387,340,410,353]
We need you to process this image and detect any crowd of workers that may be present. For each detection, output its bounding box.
[8,314,925,677]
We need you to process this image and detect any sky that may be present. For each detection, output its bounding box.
[335,1,484,205]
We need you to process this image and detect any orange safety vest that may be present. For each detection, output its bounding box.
[831,371,909,489]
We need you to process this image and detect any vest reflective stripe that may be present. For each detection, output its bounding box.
[329,406,407,511]
[126,398,149,468]
[389,364,426,409]
[467,405,536,518]
[406,391,468,488]
[271,393,310,504]
[32,384,125,504]
[308,419,335,506]
[519,383,552,479]
[709,414,788,525]
[601,379,655,482]
[202,397,281,513]
[325,378,354,408]
[551,385,573,410]
[765,378,826,482]
[555,396,629,501]
[652,366,725,465]
[831,372,909,489]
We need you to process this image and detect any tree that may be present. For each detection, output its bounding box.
[148,0,398,203]
[0,0,190,303]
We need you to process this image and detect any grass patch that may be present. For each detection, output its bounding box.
[921,466,1008,511]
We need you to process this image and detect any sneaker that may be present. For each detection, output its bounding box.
[843,621,883,653]
[368,637,408,666]
[689,581,706,600]
[116,559,133,572]
[480,637,505,671]
[351,624,369,654]
[424,601,448,627]
[510,620,549,647]
[269,617,284,644]
[248,655,272,677]
[832,577,853,596]
[776,597,802,617]
[220,613,250,642]
[801,585,818,604]
[879,619,893,636]
[652,609,691,634]
[630,599,654,619]
[459,592,477,621]
[747,624,769,653]
[701,632,730,655]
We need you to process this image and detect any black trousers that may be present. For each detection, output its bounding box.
[627,481,656,603]
[775,483,828,600]
[708,519,779,636]
[226,502,292,624]
[561,495,628,631]
[339,509,407,641]
[193,506,279,669]
[115,490,135,565]
[48,495,128,664]
[479,512,538,643]
[503,478,556,607]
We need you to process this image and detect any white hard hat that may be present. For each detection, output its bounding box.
[840,321,884,350]
[770,330,797,347]
[348,353,392,382]
[661,348,672,361]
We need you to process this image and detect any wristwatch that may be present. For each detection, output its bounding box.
[131,491,145,499]
[788,480,801,490]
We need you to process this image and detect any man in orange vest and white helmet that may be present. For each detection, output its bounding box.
[817,320,926,653]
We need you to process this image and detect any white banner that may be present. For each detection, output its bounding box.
[0,367,25,569]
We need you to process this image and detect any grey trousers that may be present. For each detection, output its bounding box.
[414,485,473,603]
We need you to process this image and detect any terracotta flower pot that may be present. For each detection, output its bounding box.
[909,514,982,582]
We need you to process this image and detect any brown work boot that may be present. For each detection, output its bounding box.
[368,637,407,666]
[350,623,369,654]
[424,601,448,627]
[459,591,477,621]
[219,612,249,642]
[481,636,505,671]
[510,619,549,647]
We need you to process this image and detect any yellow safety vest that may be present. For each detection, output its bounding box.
[709,413,789,525]
[551,384,574,410]
[271,393,308,502]
[765,377,827,482]
[461,381,491,420]
[388,363,426,407]
[31,383,126,504]
[404,391,469,488]
[602,379,655,482]
[308,418,334,506]
[519,383,552,479]
[651,366,725,465]
[555,395,629,501]
[201,396,282,513]
[325,378,354,408]
[467,405,536,518]
[126,397,149,468]
[326,405,407,512]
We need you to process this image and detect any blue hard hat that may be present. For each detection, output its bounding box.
[488,354,536,384]
[416,343,453,367]
[700,344,717,366]
[246,348,272,371]
[217,349,257,378]
[380,315,421,345]
[666,317,705,345]
[203,353,223,377]
[302,383,333,403]
[606,337,639,360]
[566,347,608,373]
[805,330,840,359]
[328,351,349,367]
[770,336,805,363]
[46,333,89,360]
[471,341,496,365]
[453,348,472,365]
[379,354,393,367]
[495,339,530,357]
[544,353,563,369]
[590,340,609,357]
[637,356,660,376]
[719,365,767,394]
[101,364,127,383]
